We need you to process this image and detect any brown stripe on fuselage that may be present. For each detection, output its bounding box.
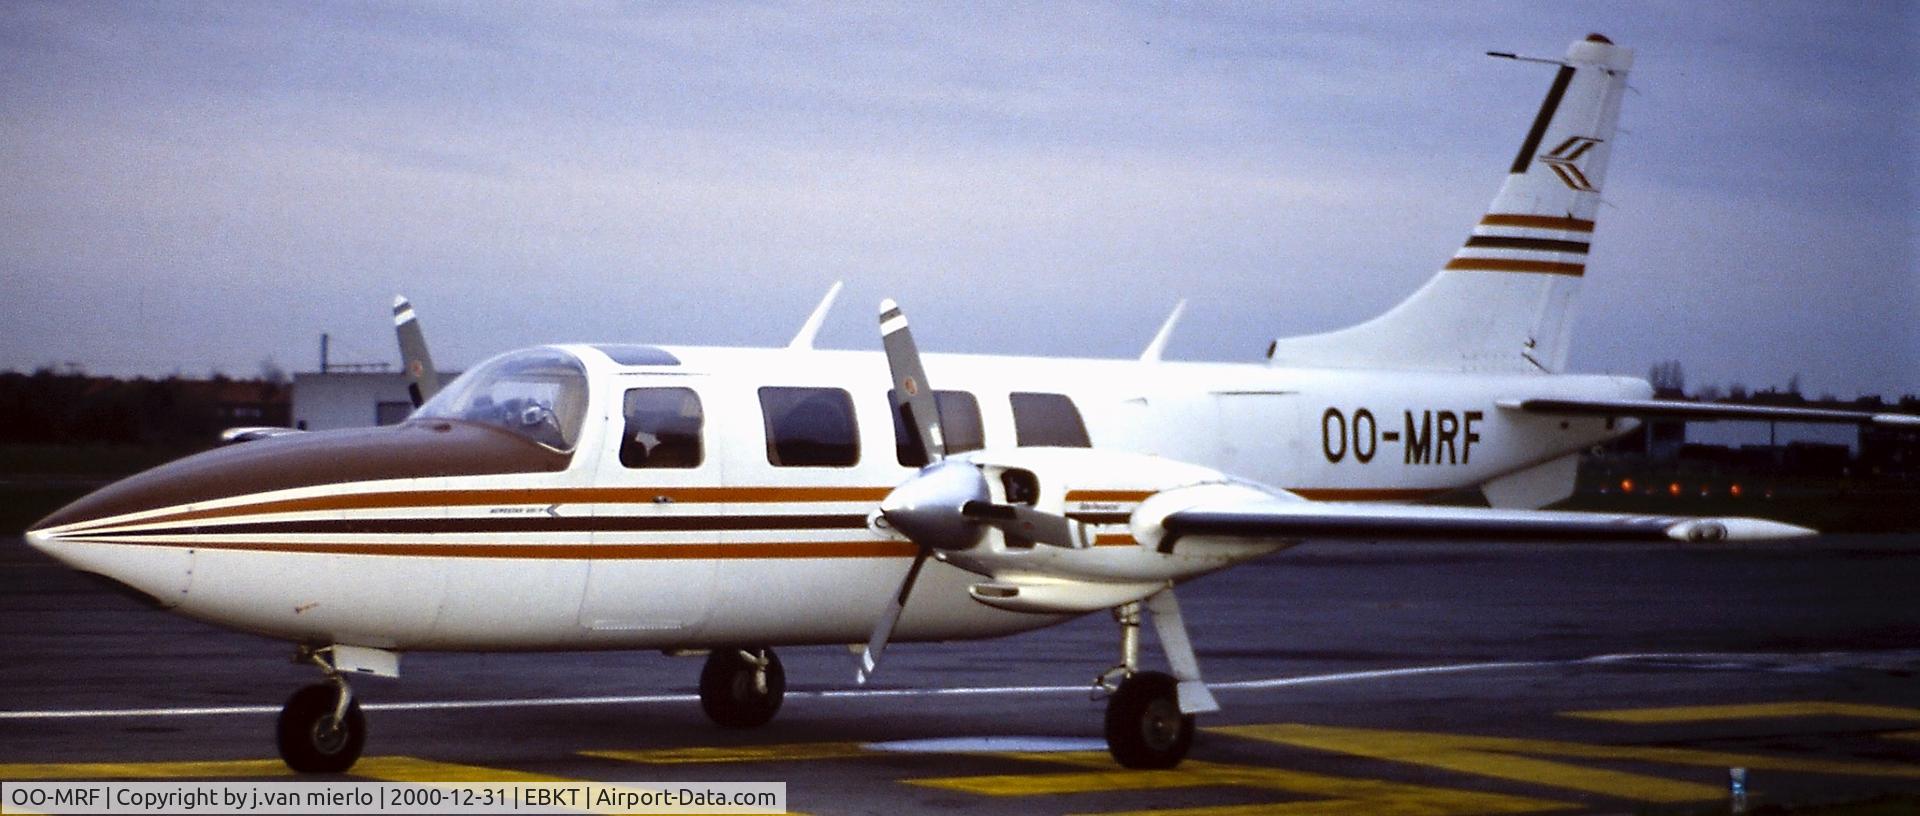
[1287,487,1448,502]
[1064,512,1131,525]
[1444,258,1585,276]
[53,538,919,560]
[77,513,873,538]
[1093,533,1136,547]
[1064,490,1153,503]
[62,486,895,534]
[1479,214,1595,232]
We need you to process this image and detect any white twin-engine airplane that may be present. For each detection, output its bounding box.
[26,34,1918,774]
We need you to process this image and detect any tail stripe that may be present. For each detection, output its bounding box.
[1479,214,1594,232]
[1463,236,1589,253]
[1443,258,1585,276]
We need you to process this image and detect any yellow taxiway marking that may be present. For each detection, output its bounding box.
[350,756,579,783]
[1215,722,1920,804]
[909,751,1568,815]
[1563,701,1920,725]
[0,758,294,779]
[583,742,873,764]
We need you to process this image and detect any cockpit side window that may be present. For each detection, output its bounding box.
[890,389,984,466]
[621,387,704,468]
[1010,392,1092,447]
[759,386,859,467]
[414,349,590,451]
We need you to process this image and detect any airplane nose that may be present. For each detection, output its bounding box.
[23,524,54,556]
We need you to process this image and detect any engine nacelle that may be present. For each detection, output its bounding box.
[923,447,1291,593]
[967,577,1165,614]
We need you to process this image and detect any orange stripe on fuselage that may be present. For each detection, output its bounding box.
[58,538,919,560]
[1064,490,1153,503]
[1287,487,1448,502]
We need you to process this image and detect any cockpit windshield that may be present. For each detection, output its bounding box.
[414,348,589,451]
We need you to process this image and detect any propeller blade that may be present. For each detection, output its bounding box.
[857,547,931,684]
[879,299,947,463]
[393,295,440,408]
[962,501,1078,548]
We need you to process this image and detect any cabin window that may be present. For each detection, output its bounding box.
[621,388,704,468]
[890,389,985,466]
[759,387,860,467]
[1010,392,1091,447]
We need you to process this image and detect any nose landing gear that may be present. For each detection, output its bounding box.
[699,646,785,728]
[277,647,365,774]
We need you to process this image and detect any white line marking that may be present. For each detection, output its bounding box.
[1,650,1906,721]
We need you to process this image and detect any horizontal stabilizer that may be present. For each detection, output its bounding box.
[218,426,304,445]
[1499,397,1920,429]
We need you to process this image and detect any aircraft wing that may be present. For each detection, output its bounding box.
[1149,498,1813,554]
[1498,397,1920,428]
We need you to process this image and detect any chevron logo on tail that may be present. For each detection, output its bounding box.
[1539,136,1603,191]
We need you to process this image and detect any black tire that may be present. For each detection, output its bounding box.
[1104,671,1193,769]
[277,684,365,774]
[699,647,785,728]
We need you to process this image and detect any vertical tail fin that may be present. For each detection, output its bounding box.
[1268,34,1633,373]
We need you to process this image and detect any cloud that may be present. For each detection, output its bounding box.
[0,2,1910,396]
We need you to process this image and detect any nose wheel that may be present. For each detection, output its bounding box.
[277,649,364,773]
[699,647,785,728]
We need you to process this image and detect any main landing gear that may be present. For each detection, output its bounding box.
[699,646,785,728]
[1096,592,1218,769]
[277,647,365,774]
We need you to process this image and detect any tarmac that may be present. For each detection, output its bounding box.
[3,533,1918,814]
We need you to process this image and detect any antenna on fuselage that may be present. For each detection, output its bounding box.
[1139,300,1187,362]
[786,281,844,350]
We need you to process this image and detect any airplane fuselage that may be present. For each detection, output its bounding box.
[29,343,1646,653]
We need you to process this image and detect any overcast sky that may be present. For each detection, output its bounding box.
[2,2,1913,398]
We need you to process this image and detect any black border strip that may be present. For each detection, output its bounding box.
[1464,236,1590,254]
[1510,65,1577,174]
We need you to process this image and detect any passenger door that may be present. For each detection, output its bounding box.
[578,381,721,636]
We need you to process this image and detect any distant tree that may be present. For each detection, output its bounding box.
[1786,373,1802,396]
[1728,382,1748,400]
[258,357,289,385]
[1647,360,1686,397]
[1698,384,1724,401]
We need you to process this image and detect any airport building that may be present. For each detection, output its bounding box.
[290,371,454,431]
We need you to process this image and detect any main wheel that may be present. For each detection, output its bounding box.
[276,683,365,774]
[1104,671,1193,769]
[699,647,785,728]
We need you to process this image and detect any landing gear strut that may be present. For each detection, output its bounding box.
[1096,592,1218,769]
[277,647,365,774]
[699,647,784,728]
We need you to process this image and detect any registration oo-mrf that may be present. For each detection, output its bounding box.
[26,34,1918,774]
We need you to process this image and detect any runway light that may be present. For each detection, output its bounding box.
[1668,482,1682,497]
[1730,484,1743,498]
[1620,478,1635,493]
